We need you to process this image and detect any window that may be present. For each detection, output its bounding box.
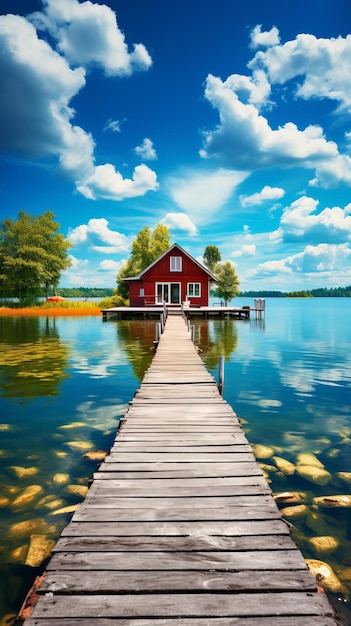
[139,288,144,296]
[188,283,201,297]
[170,256,182,271]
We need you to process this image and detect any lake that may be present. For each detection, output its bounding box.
[0,298,350,624]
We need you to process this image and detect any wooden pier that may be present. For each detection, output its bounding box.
[25,314,339,625]
[102,304,256,321]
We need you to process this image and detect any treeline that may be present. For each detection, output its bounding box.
[240,286,351,297]
[57,287,114,298]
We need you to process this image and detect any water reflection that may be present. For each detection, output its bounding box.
[0,317,69,400]
[193,318,238,368]
[116,320,156,380]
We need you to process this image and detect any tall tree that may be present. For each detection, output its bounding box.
[215,261,240,306]
[0,211,72,301]
[203,245,221,273]
[117,223,171,299]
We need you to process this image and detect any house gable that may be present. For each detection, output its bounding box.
[125,243,216,307]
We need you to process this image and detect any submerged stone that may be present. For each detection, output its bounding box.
[12,485,44,507]
[313,494,351,508]
[64,484,88,499]
[53,473,70,484]
[9,466,39,479]
[9,544,28,563]
[272,456,295,475]
[59,422,87,429]
[296,464,331,486]
[336,472,351,486]
[279,504,308,521]
[83,450,107,461]
[65,440,94,451]
[252,444,275,459]
[296,452,324,468]
[305,510,338,536]
[306,558,347,594]
[309,535,339,556]
[273,491,308,504]
[25,534,56,568]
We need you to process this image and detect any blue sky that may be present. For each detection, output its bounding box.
[1,0,351,290]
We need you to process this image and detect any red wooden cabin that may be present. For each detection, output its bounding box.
[124,243,217,307]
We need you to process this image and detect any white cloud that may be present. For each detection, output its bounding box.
[161,213,198,236]
[232,244,257,258]
[104,119,123,133]
[68,218,130,253]
[32,0,152,76]
[0,8,155,202]
[169,169,249,225]
[201,73,338,170]
[250,25,280,49]
[77,163,159,200]
[249,32,351,111]
[255,243,351,276]
[134,138,157,161]
[99,259,125,271]
[271,196,351,243]
[240,185,285,208]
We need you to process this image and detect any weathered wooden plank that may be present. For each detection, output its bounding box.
[73,505,282,522]
[110,443,249,452]
[81,494,275,508]
[103,454,260,465]
[94,462,263,478]
[25,592,336,618]
[47,549,306,571]
[39,569,316,594]
[53,534,298,552]
[106,451,254,461]
[91,476,268,489]
[61,519,291,537]
[86,483,272,498]
[24,617,340,626]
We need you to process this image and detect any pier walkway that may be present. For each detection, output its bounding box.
[25,314,339,625]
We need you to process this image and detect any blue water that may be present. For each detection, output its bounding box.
[0,300,351,624]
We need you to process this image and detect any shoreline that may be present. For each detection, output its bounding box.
[0,306,102,316]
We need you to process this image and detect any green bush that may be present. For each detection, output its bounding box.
[98,295,128,308]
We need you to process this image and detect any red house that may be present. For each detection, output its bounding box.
[124,243,217,307]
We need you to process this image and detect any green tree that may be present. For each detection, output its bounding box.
[215,261,240,306]
[117,223,171,299]
[0,211,72,302]
[203,245,221,273]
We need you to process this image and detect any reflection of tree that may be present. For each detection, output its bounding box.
[0,317,69,400]
[116,320,155,380]
[195,319,238,369]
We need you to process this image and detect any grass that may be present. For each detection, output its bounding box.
[0,301,102,316]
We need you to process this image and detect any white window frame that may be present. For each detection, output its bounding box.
[187,282,201,297]
[170,256,182,272]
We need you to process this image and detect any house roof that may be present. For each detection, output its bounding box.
[123,243,218,282]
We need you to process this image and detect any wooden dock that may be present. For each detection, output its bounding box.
[24,314,339,625]
[101,305,256,321]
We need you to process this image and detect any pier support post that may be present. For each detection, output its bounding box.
[218,356,225,395]
[156,322,161,343]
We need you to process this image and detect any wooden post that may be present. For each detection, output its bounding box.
[160,313,164,333]
[218,356,225,395]
[190,325,195,342]
[187,318,190,332]
[156,322,161,342]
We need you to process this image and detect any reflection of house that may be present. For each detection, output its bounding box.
[124,243,217,307]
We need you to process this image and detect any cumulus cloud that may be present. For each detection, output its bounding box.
[99,259,125,271]
[68,218,130,253]
[0,5,155,201]
[240,185,285,208]
[271,196,351,243]
[201,73,338,170]
[31,0,152,76]
[161,213,198,236]
[232,244,257,258]
[134,138,157,161]
[200,28,351,187]
[168,169,249,225]
[77,163,159,200]
[249,32,351,111]
[256,243,351,276]
[104,119,124,133]
[250,25,280,49]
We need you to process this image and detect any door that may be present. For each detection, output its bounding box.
[156,283,180,304]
